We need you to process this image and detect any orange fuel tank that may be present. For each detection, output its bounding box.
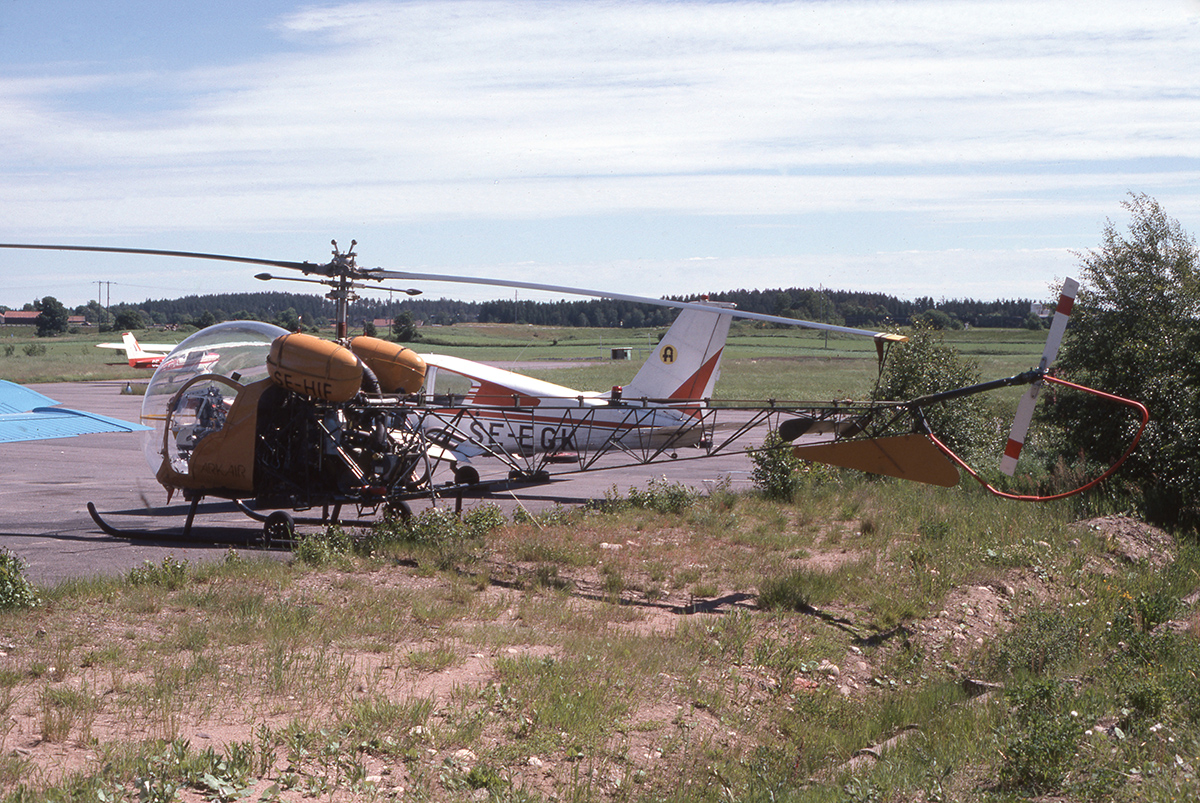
[267,333,363,403]
[349,336,427,394]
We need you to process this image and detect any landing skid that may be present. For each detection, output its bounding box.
[234,499,368,527]
[86,501,263,546]
[86,472,555,546]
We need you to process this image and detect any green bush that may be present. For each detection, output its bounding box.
[398,504,505,545]
[997,679,1084,794]
[1045,193,1200,527]
[127,555,189,589]
[749,432,838,501]
[293,526,353,566]
[363,504,505,570]
[625,476,699,514]
[598,477,699,514]
[749,431,801,501]
[872,323,997,463]
[0,549,39,610]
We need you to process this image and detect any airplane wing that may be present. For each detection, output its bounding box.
[96,342,175,354]
[0,380,150,443]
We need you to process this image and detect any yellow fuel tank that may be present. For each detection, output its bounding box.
[350,336,427,394]
[267,333,363,402]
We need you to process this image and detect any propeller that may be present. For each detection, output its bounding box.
[998,277,1078,476]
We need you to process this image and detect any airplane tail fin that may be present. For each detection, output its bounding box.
[622,301,734,402]
[121,331,144,359]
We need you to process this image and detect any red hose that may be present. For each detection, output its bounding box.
[926,375,1150,502]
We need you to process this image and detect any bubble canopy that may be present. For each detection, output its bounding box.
[141,321,287,475]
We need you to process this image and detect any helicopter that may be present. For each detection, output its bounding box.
[0,241,1148,543]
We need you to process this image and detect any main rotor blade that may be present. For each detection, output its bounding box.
[0,241,902,341]
[0,243,317,272]
[367,268,903,341]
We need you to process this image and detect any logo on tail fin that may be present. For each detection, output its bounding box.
[623,302,734,402]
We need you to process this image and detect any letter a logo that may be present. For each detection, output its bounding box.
[660,345,677,364]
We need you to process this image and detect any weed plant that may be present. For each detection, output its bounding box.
[749,432,843,502]
[750,430,802,501]
[595,476,700,515]
[997,679,1085,793]
[0,550,38,610]
[126,555,189,589]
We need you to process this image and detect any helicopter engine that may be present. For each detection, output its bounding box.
[252,333,429,508]
[250,384,428,508]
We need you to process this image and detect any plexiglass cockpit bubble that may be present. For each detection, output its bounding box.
[141,321,287,474]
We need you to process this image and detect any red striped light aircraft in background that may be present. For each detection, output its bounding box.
[96,332,175,369]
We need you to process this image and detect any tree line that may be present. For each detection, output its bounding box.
[7,283,1047,338]
[476,289,1045,330]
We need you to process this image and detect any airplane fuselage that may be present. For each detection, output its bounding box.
[414,352,708,465]
[425,398,703,458]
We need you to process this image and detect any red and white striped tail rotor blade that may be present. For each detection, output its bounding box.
[1037,277,1078,371]
[1000,278,1079,475]
[1000,391,1040,475]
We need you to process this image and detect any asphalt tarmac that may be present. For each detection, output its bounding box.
[2,382,759,587]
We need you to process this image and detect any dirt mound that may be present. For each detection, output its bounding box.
[1073,514,1175,571]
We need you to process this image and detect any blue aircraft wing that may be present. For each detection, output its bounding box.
[0,380,150,443]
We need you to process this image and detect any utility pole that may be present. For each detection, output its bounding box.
[93,281,112,326]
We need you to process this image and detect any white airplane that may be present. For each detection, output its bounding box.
[96,332,176,369]
[414,301,740,482]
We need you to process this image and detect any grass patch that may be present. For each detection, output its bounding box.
[1,472,1197,801]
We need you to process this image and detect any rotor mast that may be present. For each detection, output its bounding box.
[323,240,359,341]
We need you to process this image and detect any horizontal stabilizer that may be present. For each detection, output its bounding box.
[792,434,960,487]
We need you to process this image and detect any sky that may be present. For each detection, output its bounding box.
[1,0,1198,311]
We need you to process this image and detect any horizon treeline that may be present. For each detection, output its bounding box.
[27,285,1046,331]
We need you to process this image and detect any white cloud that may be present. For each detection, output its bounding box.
[8,1,1199,179]
[1,0,1198,306]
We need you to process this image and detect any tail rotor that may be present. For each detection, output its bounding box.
[999,278,1079,475]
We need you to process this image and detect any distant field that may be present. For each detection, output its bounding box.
[0,329,158,384]
[1,323,1047,401]
[437,323,1048,401]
